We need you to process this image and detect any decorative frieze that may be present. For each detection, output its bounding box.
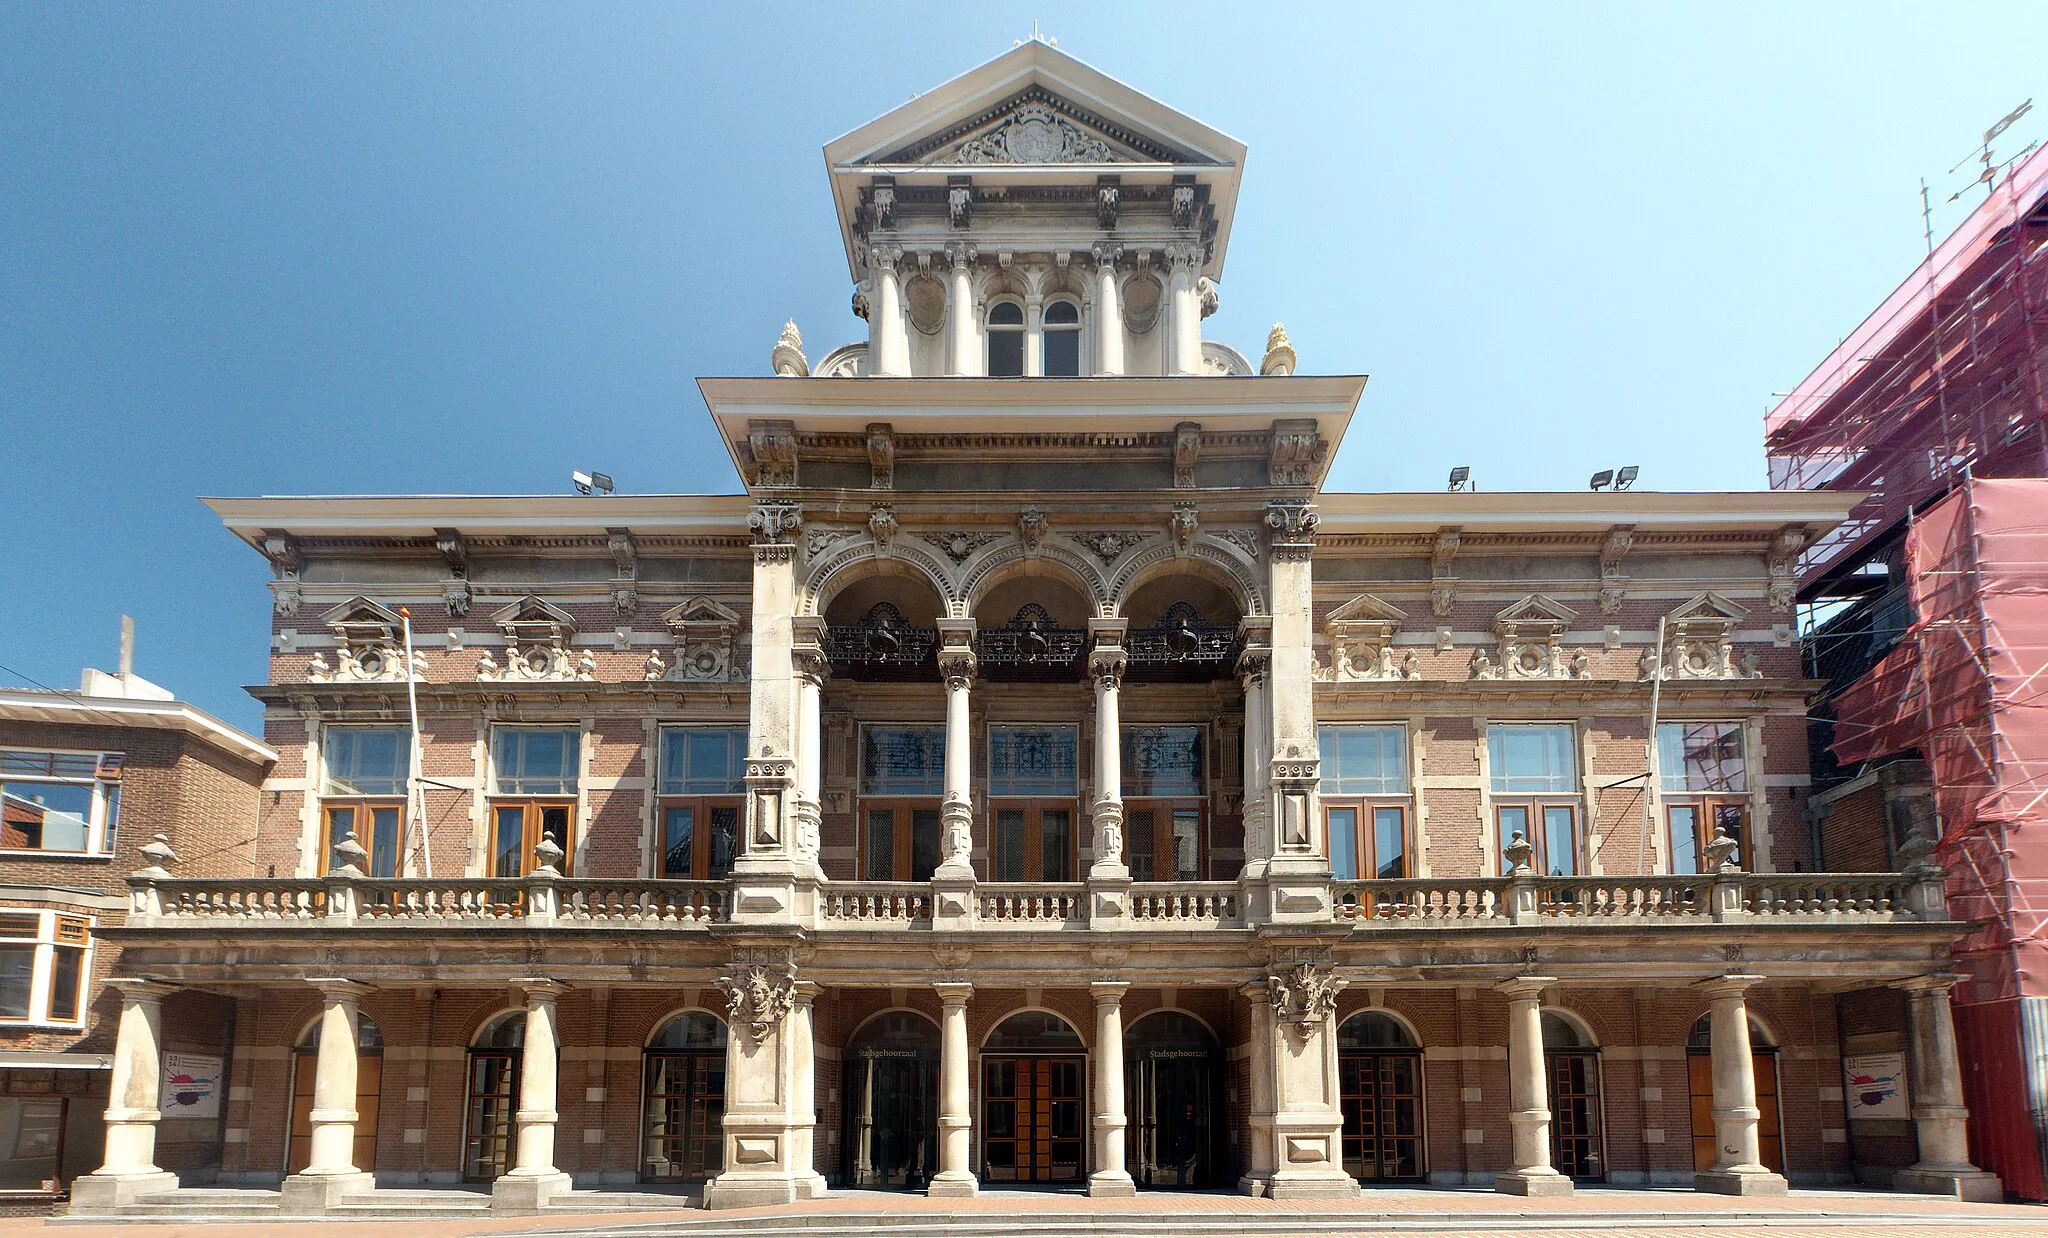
[953,101,1115,165]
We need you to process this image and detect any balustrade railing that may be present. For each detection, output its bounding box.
[356,878,525,919]
[156,879,325,920]
[1532,875,1711,918]
[558,879,726,923]
[822,883,933,924]
[1128,883,1239,924]
[1334,878,1508,922]
[1741,873,1913,917]
[977,883,1086,924]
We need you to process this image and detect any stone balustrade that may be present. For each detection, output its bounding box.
[126,869,1946,932]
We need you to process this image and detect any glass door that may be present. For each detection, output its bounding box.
[463,1050,519,1180]
[1547,1051,1604,1180]
[641,1051,725,1182]
[862,802,941,882]
[982,1056,1085,1183]
[991,800,1076,882]
[1338,1052,1424,1182]
[1124,802,1205,881]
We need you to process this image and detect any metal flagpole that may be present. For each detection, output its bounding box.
[1645,615,1667,872]
[398,607,432,878]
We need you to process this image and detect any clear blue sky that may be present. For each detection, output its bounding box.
[2,2,2041,732]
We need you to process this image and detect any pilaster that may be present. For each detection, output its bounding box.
[1249,961,1357,1199]
[704,956,812,1208]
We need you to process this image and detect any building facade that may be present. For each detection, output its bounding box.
[1,654,273,1201]
[76,42,2000,1214]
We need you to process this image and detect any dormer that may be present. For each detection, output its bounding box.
[807,40,1250,379]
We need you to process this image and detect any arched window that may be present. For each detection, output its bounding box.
[466,1011,525,1180]
[1335,1010,1423,1182]
[985,1010,1084,1051]
[647,1010,728,1050]
[643,1011,727,1183]
[1542,1011,1604,1180]
[290,1014,384,1175]
[1043,300,1082,377]
[1686,1012,1774,1050]
[474,1011,526,1049]
[1336,1010,1418,1052]
[987,301,1025,377]
[1541,1010,1596,1050]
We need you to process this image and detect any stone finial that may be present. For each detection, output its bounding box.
[1503,830,1534,875]
[533,836,566,875]
[330,829,369,877]
[1897,830,1941,875]
[136,833,179,877]
[1704,827,1742,874]
[1260,322,1296,376]
[771,320,809,377]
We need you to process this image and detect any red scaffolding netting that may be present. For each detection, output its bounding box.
[1834,478,2048,1001]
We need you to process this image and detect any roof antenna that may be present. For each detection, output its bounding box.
[1945,99,2035,205]
[119,615,135,679]
[1015,21,1056,49]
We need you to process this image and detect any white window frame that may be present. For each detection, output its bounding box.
[490,725,583,797]
[0,747,123,857]
[1041,296,1084,377]
[1318,724,1414,881]
[0,909,93,1028]
[985,297,1027,377]
[319,724,409,798]
[1485,722,1584,877]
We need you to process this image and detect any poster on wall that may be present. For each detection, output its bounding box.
[1844,1051,1909,1120]
[160,1052,222,1120]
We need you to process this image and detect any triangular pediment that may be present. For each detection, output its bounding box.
[1326,592,1409,626]
[1496,594,1577,625]
[865,86,1199,168]
[1669,592,1748,622]
[319,597,402,629]
[663,596,741,631]
[489,596,578,632]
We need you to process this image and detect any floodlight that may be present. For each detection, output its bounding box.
[590,472,615,495]
[571,470,594,495]
[1589,470,1614,491]
[1447,466,1471,492]
[1614,465,1639,491]
[572,470,616,496]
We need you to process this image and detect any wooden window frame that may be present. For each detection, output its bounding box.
[990,799,1078,882]
[318,801,404,877]
[1123,800,1207,882]
[1665,797,1753,874]
[487,800,576,878]
[0,911,92,1027]
[1323,800,1412,882]
[1495,800,1582,876]
[860,800,942,882]
[656,797,741,880]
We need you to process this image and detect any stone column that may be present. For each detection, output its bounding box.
[71,979,180,1213]
[930,982,978,1197]
[1237,980,1277,1196]
[705,961,815,1208]
[1024,295,1045,376]
[869,246,909,376]
[791,630,827,878]
[1693,974,1787,1195]
[1089,981,1136,1196]
[1494,977,1571,1196]
[1087,620,1131,917]
[789,981,829,1197]
[946,243,978,376]
[1253,963,1356,1198]
[492,980,572,1211]
[734,500,808,926]
[936,622,977,883]
[1166,243,1201,375]
[1263,502,1330,923]
[1237,629,1273,886]
[1091,243,1124,376]
[281,980,378,1212]
[1894,975,2002,1200]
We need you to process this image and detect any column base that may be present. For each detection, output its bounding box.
[703,1172,806,1210]
[1894,1166,2003,1202]
[1236,1172,1271,1198]
[1087,1170,1137,1197]
[490,1170,573,1213]
[926,1170,979,1198]
[1265,1171,1360,1200]
[1494,1168,1574,1197]
[67,1170,180,1215]
[1694,1167,1789,1195]
[280,1170,377,1214]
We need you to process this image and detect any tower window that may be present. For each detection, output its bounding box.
[987,301,1025,377]
[1044,300,1081,377]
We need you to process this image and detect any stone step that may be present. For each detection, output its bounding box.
[545,1190,701,1210]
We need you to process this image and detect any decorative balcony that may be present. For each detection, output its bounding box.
[1124,602,1242,681]
[974,603,1085,681]
[823,602,938,680]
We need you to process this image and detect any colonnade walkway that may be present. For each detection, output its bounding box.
[31,1186,2048,1234]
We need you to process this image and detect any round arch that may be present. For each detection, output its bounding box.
[981,1008,1088,1052]
[470,1009,527,1049]
[847,1006,942,1046]
[803,543,959,620]
[1541,1008,1600,1050]
[960,547,1107,620]
[1687,1011,1778,1050]
[1113,546,1264,620]
[1336,1007,1422,1051]
[1123,1006,1221,1045]
[295,1011,384,1052]
[645,1008,729,1050]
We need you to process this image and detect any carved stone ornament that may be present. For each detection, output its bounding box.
[1260,323,1298,377]
[948,183,971,229]
[482,597,586,682]
[1267,963,1341,1043]
[310,598,428,684]
[1657,592,1754,680]
[804,526,855,559]
[1491,595,1576,680]
[1173,421,1201,488]
[867,422,894,490]
[743,420,798,488]
[1197,276,1219,318]
[1018,508,1049,551]
[264,530,303,617]
[1503,830,1534,874]
[1324,592,1410,681]
[868,504,900,550]
[1268,419,1325,487]
[719,964,798,1043]
[1703,827,1742,873]
[749,501,803,563]
[1097,180,1120,229]
[1264,501,1319,561]
[1074,530,1150,564]
[771,321,809,377]
[1599,524,1634,615]
[952,102,1116,165]
[921,530,1002,564]
[1218,527,1262,560]
[1169,503,1199,555]
[660,596,742,682]
[1172,183,1196,229]
[1766,523,1810,614]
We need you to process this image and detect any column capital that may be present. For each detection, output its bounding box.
[308,978,375,1004]
[1090,241,1124,269]
[1694,973,1764,999]
[1090,980,1130,1004]
[1894,971,1966,996]
[1494,976,1556,1001]
[792,979,822,1003]
[514,978,570,1004]
[945,241,977,268]
[866,243,903,273]
[106,978,177,1006]
[933,981,974,1007]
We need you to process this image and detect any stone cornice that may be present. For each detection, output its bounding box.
[1314,490,1862,537]
[0,689,276,767]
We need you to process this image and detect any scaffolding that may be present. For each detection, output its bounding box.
[1768,144,2048,593]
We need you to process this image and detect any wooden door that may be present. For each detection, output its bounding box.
[991,801,1077,882]
[464,1050,520,1181]
[982,1056,1084,1182]
[1547,1050,1604,1180]
[1688,1051,1782,1173]
[1338,1051,1425,1182]
[641,1051,724,1182]
[287,1052,381,1175]
[1123,802,1205,881]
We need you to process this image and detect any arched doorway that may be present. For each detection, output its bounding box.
[1542,1010,1604,1181]
[1123,1010,1224,1188]
[287,1014,383,1175]
[641,1011,727,1184]
[463,1011,524,1181]
[1686,1012,1783,1175]
[1337,1010,1425,1183]
[981,1011,1085,1184]
[842,1010,939,1188]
